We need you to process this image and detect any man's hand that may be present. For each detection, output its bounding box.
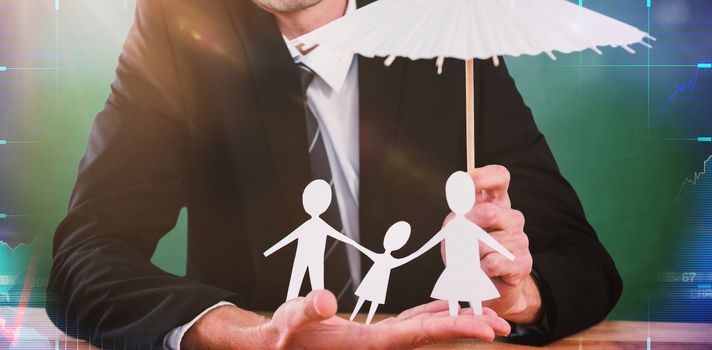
[442,165,543,325]
[182,290,511,349]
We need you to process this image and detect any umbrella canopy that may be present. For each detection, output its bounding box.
[295,0,654,71]
[294,0,654,171]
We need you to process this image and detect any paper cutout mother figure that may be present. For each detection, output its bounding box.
[263,179,360,301]
[409,171,516,317]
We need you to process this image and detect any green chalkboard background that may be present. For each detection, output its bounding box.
[6,0,695,322]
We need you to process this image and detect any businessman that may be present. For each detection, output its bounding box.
[47,0,623,348]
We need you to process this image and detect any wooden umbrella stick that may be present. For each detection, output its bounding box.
[465,59,475,171]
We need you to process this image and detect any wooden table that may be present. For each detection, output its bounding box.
[15,309,712,349]
[421,321,712,349]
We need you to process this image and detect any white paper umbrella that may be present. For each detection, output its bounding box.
[295,0,654,170]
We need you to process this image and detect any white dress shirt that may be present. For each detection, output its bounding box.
[163,1,359,348]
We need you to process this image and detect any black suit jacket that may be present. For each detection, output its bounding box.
[47,0,622,348]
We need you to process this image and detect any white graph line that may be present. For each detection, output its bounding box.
[678,154,712,196]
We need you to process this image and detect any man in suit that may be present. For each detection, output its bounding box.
[47,0,623,348]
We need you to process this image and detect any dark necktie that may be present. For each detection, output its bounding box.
[297,63,356,309]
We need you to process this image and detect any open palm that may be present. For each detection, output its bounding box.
[266,290,511,349]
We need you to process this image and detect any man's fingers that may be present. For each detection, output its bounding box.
[292,290,337,327]
[481,252,514,278]
[470,205,525,232]
[310,290,338,320]
[469,165,511,206]
[470,165,510,192]
[406,306,480,321]
[270,290,339,348]
[394,299,451,321]
[454,310,512,337]
[424,306,510,337]
[457,307,497,317]
[379,314,504,347]
[443,212,456,226]
[467,203,522,231]
[405,303,497,319]
[479,231,528,256]
[481,251,532,282]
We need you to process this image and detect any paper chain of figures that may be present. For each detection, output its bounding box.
[264,171,515,324]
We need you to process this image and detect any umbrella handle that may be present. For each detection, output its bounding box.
[465,59,475,171]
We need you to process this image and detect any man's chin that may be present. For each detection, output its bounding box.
[251,0,324,14]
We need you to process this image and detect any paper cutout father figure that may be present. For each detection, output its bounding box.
[263,179,361,301]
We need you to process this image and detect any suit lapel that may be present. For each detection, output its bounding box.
[357,0,378,6]
[227,1,311,226]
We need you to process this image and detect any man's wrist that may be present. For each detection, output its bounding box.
[501,274,544,325]
[181,305,272,349]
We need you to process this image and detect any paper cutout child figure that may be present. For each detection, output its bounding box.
[346,221,429,325]
[263,179,360,301]
[407,171,516,316]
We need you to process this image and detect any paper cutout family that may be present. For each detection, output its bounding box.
[264,171,515,324]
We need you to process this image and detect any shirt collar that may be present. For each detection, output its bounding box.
[283,0,356,93]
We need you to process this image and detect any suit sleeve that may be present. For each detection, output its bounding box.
[476,58,623,344]
[46,0,240,348]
